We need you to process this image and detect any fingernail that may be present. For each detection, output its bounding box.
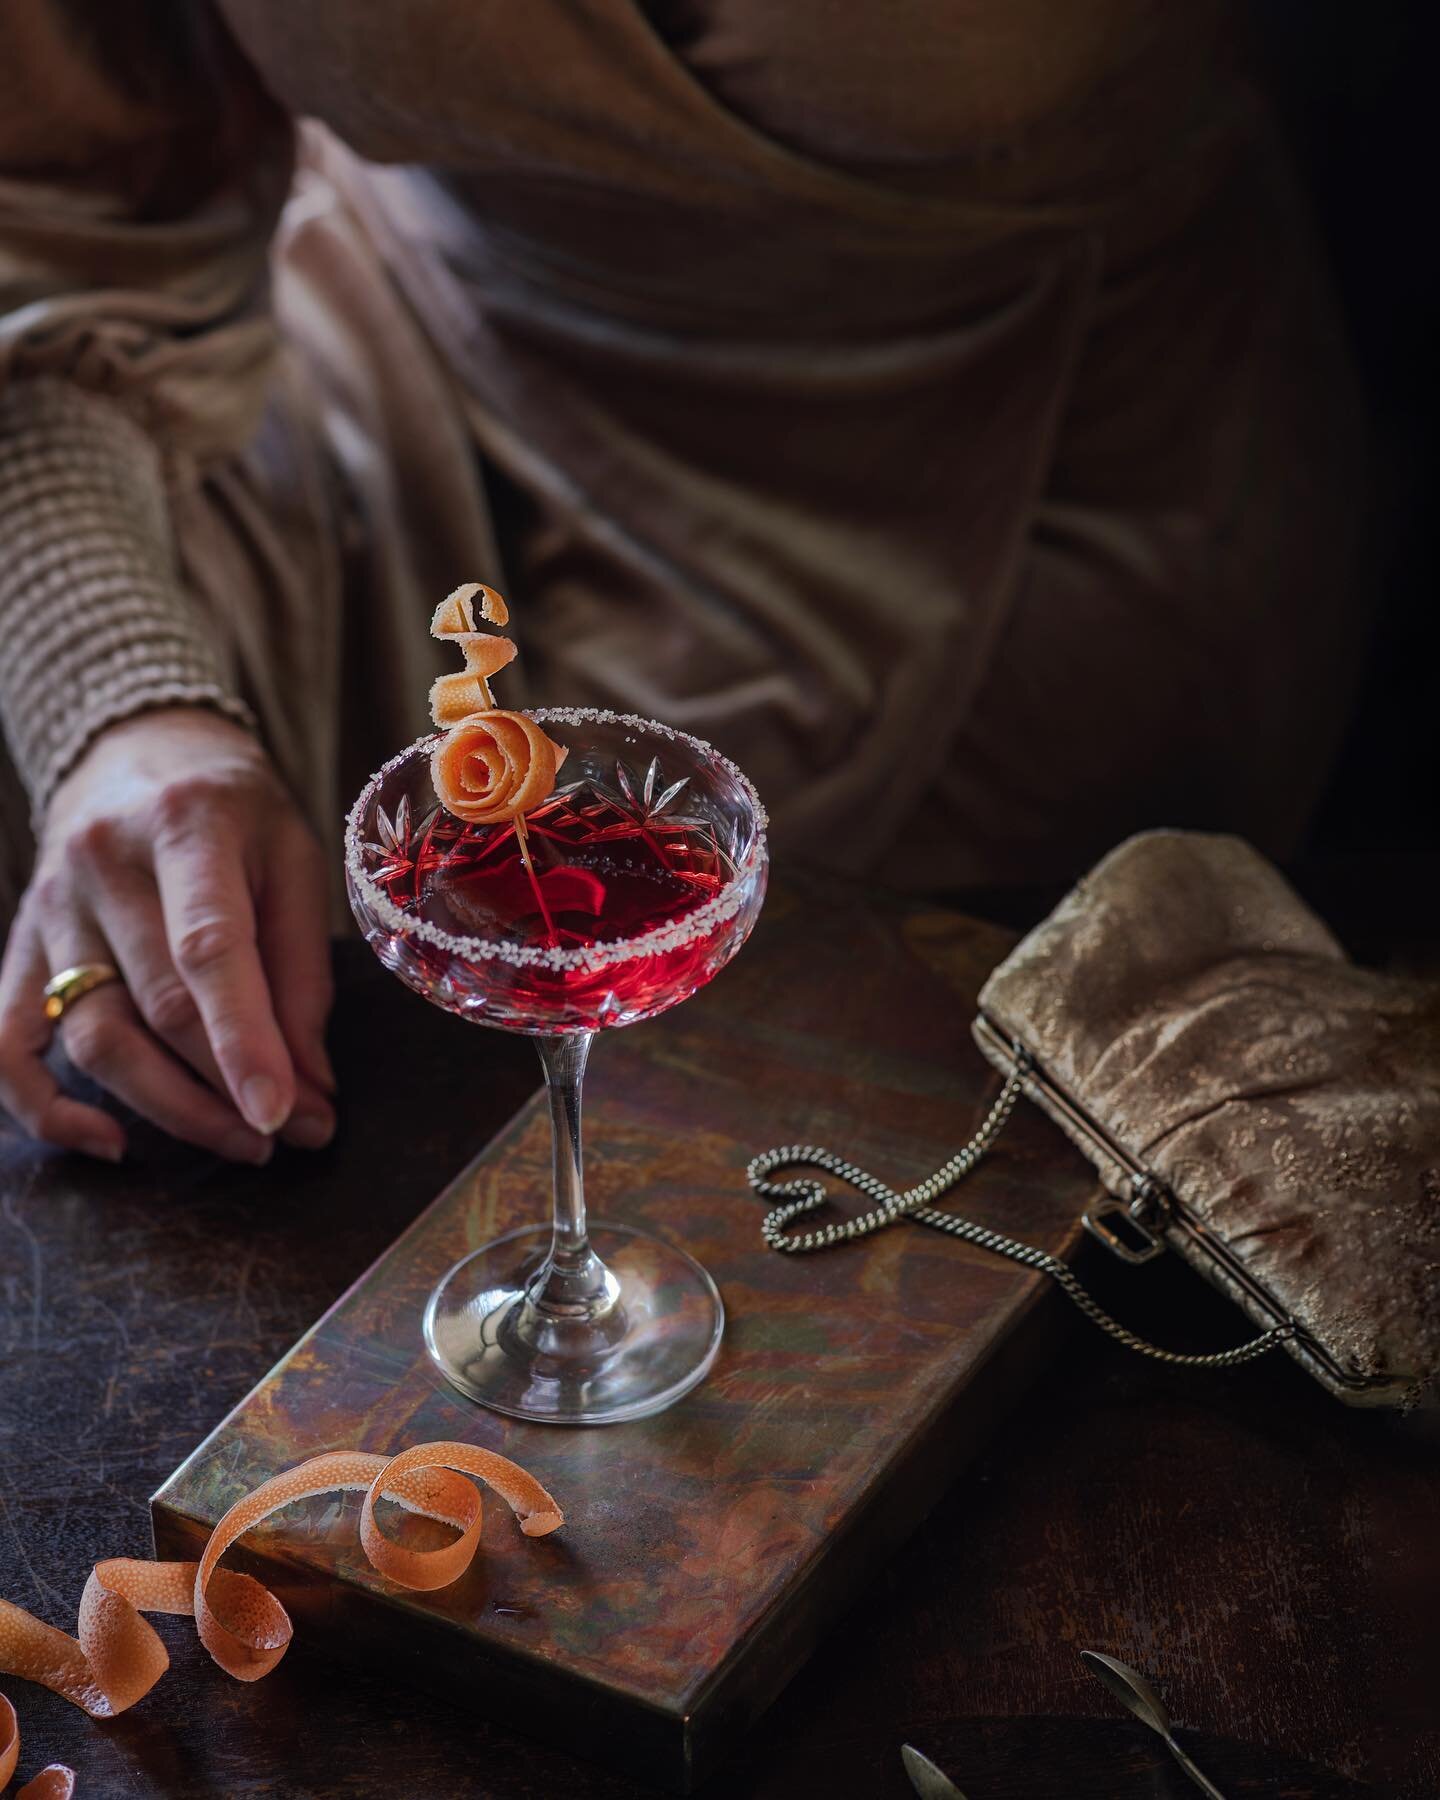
[80,1131,124,1164]
[286,1110,335,1151]
[240,1074,287,1135]
[221,1128,273,1167]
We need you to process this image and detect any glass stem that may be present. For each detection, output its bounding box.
[520,1033,625,1354]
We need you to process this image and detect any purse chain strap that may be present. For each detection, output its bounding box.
[747,1051,1295,1370]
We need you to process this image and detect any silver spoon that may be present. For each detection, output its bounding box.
[1079,1650,1228,1799]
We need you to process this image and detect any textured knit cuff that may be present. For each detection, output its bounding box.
[0,378,255,820]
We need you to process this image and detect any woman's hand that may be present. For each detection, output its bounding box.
[0,708,335,1163]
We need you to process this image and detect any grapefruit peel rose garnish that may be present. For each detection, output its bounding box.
[427,583,569,935]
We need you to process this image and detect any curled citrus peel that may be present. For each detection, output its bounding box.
[426,583,566,823]
[431,581,509,634]
[430,639,519,726]
[1,1440,561,1795]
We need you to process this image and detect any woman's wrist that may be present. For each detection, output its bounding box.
[45,704,272,837]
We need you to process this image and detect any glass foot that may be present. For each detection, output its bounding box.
[423,1223,724,1425]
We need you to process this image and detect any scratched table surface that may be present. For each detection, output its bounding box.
[2,867,1438,1799]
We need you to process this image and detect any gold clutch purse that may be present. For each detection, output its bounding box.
[753,832,1440,1409]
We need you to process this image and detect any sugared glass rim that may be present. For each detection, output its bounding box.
[343,708,769,973]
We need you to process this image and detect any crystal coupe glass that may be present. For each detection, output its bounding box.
[345,709,768,1424]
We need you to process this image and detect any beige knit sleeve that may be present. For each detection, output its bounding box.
[0,4,296,817]
[0,380,257,813]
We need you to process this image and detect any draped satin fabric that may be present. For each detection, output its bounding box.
[0,0,1366,917]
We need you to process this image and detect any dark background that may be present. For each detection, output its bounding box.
[1255,2,1437,862]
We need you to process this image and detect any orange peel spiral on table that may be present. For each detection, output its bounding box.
[427,583,567,821]
[1,1441,562,1796]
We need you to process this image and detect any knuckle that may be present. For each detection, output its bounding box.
[66,815,121,870]
[152,776,231,837]
[28,867,74,915]
[206,1010,255,1062]
[63,1009,126,1074]
[140,980,198,1037]
[173,918,241,977]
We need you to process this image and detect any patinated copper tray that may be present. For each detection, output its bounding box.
[150,886,1094,1791]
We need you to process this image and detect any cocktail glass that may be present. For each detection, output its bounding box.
[345,708,768,1424]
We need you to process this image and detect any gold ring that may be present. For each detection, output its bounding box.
[42,962,121,1023]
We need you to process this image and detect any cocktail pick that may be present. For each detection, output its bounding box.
[1078,1650,1228,1799]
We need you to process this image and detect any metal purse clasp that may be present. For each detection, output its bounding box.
[1082,1177,1169,1264]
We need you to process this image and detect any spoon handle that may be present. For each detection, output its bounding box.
[1166,1733,1228,1800]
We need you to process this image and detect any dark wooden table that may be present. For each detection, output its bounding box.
[2,872,1437,1799]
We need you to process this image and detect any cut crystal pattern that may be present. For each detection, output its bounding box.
[346,710,767,976]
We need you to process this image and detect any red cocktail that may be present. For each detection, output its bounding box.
[346,708,768,1423]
